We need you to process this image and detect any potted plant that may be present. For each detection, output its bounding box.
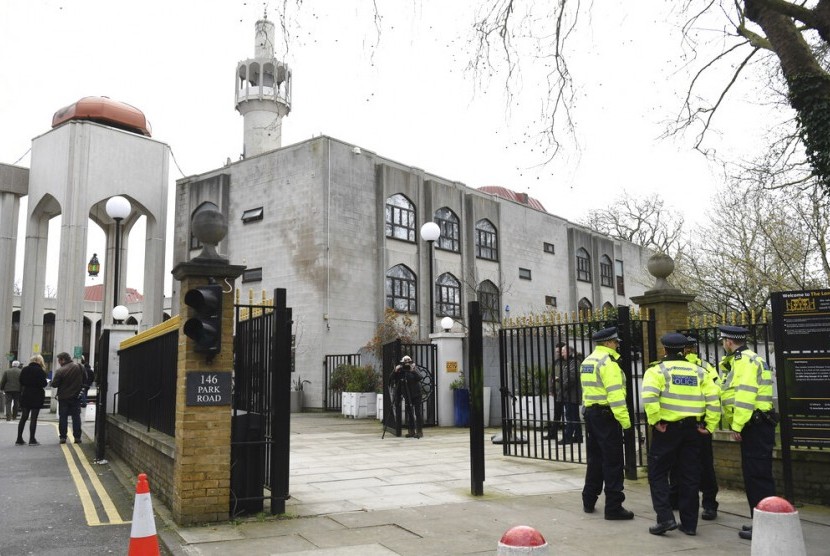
[331,364,381,419]
[290,376,310,413]
[450,371,470,427]
[515,366,552,428]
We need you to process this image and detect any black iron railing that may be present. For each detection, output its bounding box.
[116,319,178,436]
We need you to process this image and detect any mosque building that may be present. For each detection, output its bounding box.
[172,16,651,409]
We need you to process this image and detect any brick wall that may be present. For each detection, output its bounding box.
[107,415,175,509]
[712,432,830,505]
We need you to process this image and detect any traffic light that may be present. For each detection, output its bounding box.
[183,284,223,356]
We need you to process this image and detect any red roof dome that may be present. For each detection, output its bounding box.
[477,186,547,213]
[52,96,152,137]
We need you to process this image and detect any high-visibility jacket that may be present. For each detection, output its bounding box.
[685,353,720,389]
[718,353,735,429]
[641,356,721,433]
[721,346,774,432]
[580,345,631,429]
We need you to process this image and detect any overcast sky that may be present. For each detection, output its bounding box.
[0,1,778,296]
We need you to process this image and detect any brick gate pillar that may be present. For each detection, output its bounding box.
[630,253,695,367]
[170,204,244,525]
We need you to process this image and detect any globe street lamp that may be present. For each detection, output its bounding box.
[441,316,454,332]
[420,221,440,333]
[105,196,131,311]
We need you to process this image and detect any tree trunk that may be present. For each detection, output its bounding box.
[746,0,830,193]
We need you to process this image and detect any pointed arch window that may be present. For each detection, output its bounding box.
[386,264,417,313]
[577,248,591,282]
[385,194,416,242]
[475,219,498,261]
[600,255,613,287]
[437,273,461,317]
[578,297,593,313]
[478,280,500,322]
[434,207,460,252]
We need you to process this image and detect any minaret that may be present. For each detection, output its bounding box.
[235,14,292,158]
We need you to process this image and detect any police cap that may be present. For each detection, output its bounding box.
[660,333,688,350]
[718,325,748,340]
[592,327,619,342]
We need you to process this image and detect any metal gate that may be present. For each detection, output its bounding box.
[231,289,293,516]
[381,340,438,436]
[324,354,361,411]
[498,306,655,478]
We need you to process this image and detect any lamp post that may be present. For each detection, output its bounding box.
[420,221,440,333]
[95,196,131,464]
[105,196,131,312]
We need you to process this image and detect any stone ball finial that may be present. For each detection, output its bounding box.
[646,252,679,293]
[191,202,228,262]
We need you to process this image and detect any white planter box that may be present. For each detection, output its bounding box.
[376,393,384,420]
[341,392,377,419]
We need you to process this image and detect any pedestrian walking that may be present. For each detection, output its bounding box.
[79,355,93,407]
[1,360,22,420]
[580,326,634,520]
[51,352,85,444]
[718,325,777,541]
[642,333,721,537]
[558,344,584,444]
[16,354,48,446]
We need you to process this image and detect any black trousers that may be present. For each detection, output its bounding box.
[648,418,702,529]
[582,407,625,513]
[405,395,423,433]
[669,432,718,511]
[741,420,776,514]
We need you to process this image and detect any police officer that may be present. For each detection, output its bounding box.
[580,327,634,520]
[718,325,776,541]
[684,336,721,520]
[642,333,721,536]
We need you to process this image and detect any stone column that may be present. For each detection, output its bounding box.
[630,253,695,366]
[430,331,465,426]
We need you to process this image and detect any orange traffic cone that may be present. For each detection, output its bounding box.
[128,473,160,556]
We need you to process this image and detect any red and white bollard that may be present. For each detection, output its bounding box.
[497,525,550,555]
[750,496,806,556]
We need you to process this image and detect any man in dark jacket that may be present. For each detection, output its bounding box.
[51,352,85,444]
[1,361,22,420]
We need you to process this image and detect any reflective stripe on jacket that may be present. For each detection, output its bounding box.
[641,357,721,433]
[580,345,630,429]
[725,347,774,432]
[685,353,720,390]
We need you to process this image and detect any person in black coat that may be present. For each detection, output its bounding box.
[17,354,48,446]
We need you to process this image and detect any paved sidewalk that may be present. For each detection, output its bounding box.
[95,412,829,555]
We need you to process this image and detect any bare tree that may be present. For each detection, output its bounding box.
[469,1,830,195]
[678,183,829,317]
[580,192,687,259]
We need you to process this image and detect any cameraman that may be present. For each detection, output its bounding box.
[394,355,424,438]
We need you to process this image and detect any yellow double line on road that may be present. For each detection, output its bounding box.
[54,424,130,527]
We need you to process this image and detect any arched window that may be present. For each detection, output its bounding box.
[437,273,461,317]
[576,248,591,282]
[602,302,615,315]
[385,194,416,242]
[475,219,498,261]
[578,297,593,313]
[600,255,613,287]
[478,280,500,322]
[386,264,417,313]
[434,207,460,252]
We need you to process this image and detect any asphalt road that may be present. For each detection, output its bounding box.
[0,415,137,555]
